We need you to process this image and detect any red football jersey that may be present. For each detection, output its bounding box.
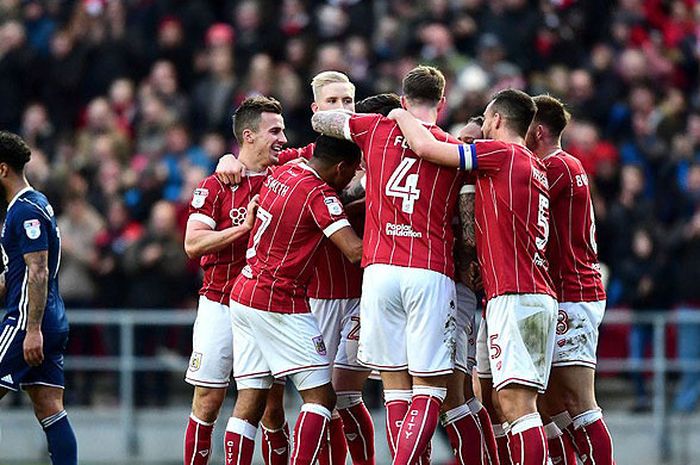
[544,149,606,302]
[348,113,465,277]
[279,142,363,299]
[466,140,556,300]
[188,172,268,303]
[230,163,351,314]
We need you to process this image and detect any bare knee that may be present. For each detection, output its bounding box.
[233,388,269,425]
[496,385,538,423]
[299,383,336,411]
[26,386,64,421]
[443,371,467,411]
[192,387,227,423]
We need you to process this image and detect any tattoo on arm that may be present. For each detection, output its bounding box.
[311,111,352,140]
[457,191,476,263]
[340,176,366,204]
[24,251,49,331]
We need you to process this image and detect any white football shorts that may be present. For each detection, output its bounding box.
[455,283,478,374]
[310,297,368,371]
[185,296,233,388]
[230,300,331,391]
[358,264,457,376]
[552,300,606,368]
[485,293,558,393]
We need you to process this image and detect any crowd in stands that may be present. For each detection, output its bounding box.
[1,0,700,409]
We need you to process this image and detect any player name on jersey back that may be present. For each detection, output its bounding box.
[230,163,350,314]
[189,172,268,304]
[348,113,464,277]
[544,149,606,302]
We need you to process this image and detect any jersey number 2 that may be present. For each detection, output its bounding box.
[386,158,421,214]
[246,207,272,259]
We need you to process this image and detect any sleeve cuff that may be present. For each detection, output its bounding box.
[188,213,216,229]
[343,118,352,141]
[323,219,351,238]
[459,184,476,194]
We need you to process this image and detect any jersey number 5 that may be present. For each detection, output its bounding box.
[386,158,421,214]
[246,207,272,259]
[535,194,550,251]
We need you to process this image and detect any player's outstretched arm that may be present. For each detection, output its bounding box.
[23,250,48,367]
[184,195,260,259]
[328,226,363,264]
[311,110,353,140]
[388,109,473,170]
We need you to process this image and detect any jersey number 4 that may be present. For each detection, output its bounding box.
[386,158,421,214]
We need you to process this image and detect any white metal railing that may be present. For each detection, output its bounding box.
[58,308,700,462]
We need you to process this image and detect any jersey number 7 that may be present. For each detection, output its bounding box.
[246,207,273,259]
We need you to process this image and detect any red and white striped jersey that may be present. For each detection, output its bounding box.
[348,113,465,277]
[543,149,606,302]
[230,163,351,314]
[188,172,268,303]
[466,140,556,300]
[279,142,363,300]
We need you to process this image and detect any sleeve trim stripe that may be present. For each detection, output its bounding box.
[323,219,351,238]
[343,119,353,141]
[459,184,476,194]
[188,213,216,229]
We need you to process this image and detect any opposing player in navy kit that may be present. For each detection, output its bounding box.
[0,131,77,465]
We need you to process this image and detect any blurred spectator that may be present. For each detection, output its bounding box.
[619,228,667,412]
[190,42,236,138]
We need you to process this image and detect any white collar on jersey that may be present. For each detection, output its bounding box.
[542,148,564,161]
[7,186,34,211]
[298,161,322,180]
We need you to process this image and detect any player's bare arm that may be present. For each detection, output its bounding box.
[339,172,365,204]
[388,108,469,169]
[328,226,363,263]
[456,186,479,290]
[185,195,259,258]
[23,249,49,366]
[311,110,353,140]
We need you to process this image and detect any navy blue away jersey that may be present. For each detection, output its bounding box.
[0,187,66,332]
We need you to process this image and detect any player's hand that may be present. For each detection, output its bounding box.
[215,154,245,185]
[387,108,408,120]
[244,195,260,230]
[23,329,44,367]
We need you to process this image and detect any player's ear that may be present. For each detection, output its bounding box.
[400,96,408,110]
[0,163,7,178]
[436,96,446,115]
[242,128,255,144]
[311,102,319,113]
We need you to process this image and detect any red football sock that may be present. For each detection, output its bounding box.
[224,417,256,465]
[469,399,500,465]
[392,386,446,465]
[571,411,615,465]
[506,414,547,465]
[290,403,331,465]
[261,422,290,465]
[493,424,511,465]
[184,414,215,465]
[337,399,375,465]
[318,414,349,465]
[443,403,483,465]
[417,439,431,465]
[384,390,412,458]
[544,422,576,465]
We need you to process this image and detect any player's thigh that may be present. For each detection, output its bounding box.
[553,300,606,370]
[455,283,478,375]
[310,298,346,365]
[486,294,558,393]
[229,300,275,390]
[357,264,407,370]
[187,296,234,388]
[403,268,457,376]
[334,298,368,373]
[244,308,331,391]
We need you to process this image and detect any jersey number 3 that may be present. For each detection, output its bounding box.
[386,158,421,214]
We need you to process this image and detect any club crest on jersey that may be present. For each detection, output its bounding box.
[324,197,342,216]
[191,188,209,208]
[230,207,247,226]
[312,335,327,356]
[23,219,41,240]
[189,352,202,371]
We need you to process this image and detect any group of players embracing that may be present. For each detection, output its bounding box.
[182,65,614,465]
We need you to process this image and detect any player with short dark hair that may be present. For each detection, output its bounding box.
[526,94,614,465]
[0,131,77,465]
[182,96,288,465]
[389,88,558,465]
[225,135,364,465]
[355,93,401,116]
[312,65,492,465]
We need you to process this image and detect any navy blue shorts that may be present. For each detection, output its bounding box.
[0,321,68,391]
